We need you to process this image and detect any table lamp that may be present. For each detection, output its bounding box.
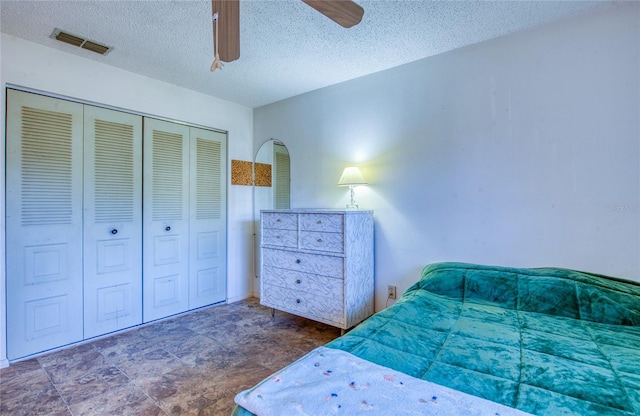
[337,166,367,210]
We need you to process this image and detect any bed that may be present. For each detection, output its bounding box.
[233,262,640,415]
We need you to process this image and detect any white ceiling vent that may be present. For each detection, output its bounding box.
[50,28,112,55]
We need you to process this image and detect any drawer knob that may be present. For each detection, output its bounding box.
[276,218,281,222]
[317,238,323,242]
[296,279,301,284]
[316,220,322,224]
[165,225,171,232]
[296,299,301,304]
[296,259,301,264]
[276,235,281,239]
[111,228,118,235]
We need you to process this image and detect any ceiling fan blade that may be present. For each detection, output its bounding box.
[301,0,364,28]
[212,0,240,63]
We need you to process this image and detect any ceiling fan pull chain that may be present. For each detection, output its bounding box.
[210,11,224,72]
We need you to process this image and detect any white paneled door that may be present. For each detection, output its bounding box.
[6,90,85,360]
[6,90,228,360]
[189,127,227,309]
[143,118,190,322]
[143,120,228,321]
[83,106,143,338]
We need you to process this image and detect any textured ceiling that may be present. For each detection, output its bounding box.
[1,0,610,108]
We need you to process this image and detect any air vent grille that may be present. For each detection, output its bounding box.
[55,31,84,47]
[82,41,110,55]
[51,28,112,55]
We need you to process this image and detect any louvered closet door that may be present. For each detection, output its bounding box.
[5,89,84,360]
[143,118,190,322]
[84,106,143,338]
[189,127,227,308]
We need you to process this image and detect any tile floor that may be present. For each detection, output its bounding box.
[0,298,341,415]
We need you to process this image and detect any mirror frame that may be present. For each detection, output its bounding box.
[252,139,290,296]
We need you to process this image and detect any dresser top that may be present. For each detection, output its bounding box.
[261,209,373,214]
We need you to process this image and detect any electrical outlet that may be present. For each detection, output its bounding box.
[388,285,397,299]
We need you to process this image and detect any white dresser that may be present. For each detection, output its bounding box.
[260,209,374,330]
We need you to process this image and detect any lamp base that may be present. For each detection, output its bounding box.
[346,186,359,210]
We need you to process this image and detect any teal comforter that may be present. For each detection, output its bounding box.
[234,262,640,415]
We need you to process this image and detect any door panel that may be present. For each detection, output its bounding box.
[143,118,190,322]
[189,128,227,308]
[6,89,84,360]
[24,243,68,284]
[96,239,130,273]
[83,105,142,338]
[154,235,182,265]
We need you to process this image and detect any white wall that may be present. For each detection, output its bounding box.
[254,3,640,311]
[0,34,255,367]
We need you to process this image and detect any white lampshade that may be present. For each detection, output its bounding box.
[337,167,367,187]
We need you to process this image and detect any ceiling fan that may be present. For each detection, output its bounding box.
[210,0,364,71]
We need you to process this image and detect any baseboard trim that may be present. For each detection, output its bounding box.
[227,294,256,304]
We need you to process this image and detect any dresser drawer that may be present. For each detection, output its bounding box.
[262,212,298,230]
[262,266,342,298]
[262,228,297,248]
[262,248,343,279]
[300,231,343,253]
[300,213,343,232]
[262,283,343,325]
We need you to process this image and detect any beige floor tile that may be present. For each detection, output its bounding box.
[68,384,164,416]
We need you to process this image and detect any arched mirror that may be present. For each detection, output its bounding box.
[254,139,290,212]
[253,139,290,294]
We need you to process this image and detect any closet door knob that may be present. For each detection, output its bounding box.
[111,228,118,235]
[296,259,301,264]
[295,279,301,284]
[296,299,301,304]
[165,226,171,231]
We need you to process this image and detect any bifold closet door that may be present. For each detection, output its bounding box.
[189,127,227,308]
[143,118,190,322]
[5,89,84,360]
[83,106,143,338]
